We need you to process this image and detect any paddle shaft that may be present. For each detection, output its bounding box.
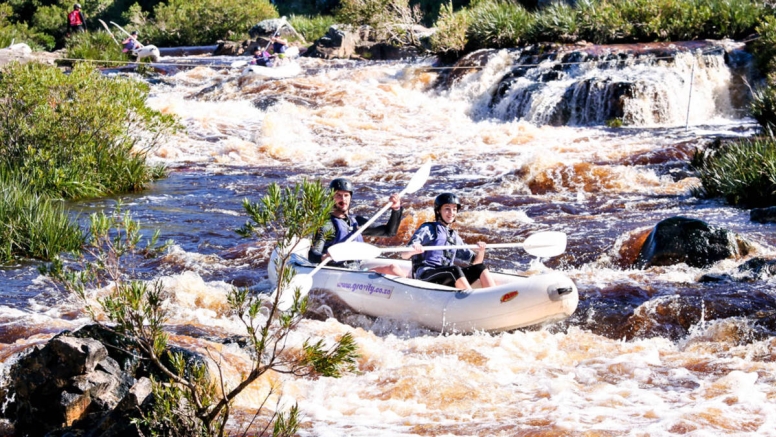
[398,242,529,252]
[98,19,120,46]
[110,21,143,48]
[263,20,286,53]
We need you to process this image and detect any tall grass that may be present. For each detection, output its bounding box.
[438,0,767,49]
[0,172,84,262]
[430,2,469,54]
[692,134,776,207]
[467,0,534,49]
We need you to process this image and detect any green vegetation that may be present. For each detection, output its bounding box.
[0,174,84,262]
[65,30,128,66]
[692,135,776,208]
[467,0,533,49]
[141,0,278,47]
[43,182,358,435]
[0,61,173,261]
[0,62,174,199]
[289,14,337,43]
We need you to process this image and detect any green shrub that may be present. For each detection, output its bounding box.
[692,134,776,207]
[289,14,337,42]
[0,62,176,199]
[0,4,55,50]
[65,30,128,66]
[430,1,469,53]
[0,172,84,262]
[32,4,68,45]
[466,0,533,49]
[147,0,278,46]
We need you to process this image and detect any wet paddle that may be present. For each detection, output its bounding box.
[326,231,568,262]
[275,163,433,311]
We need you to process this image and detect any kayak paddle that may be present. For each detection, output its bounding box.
[326,231,567,262]
[276,162,433,311]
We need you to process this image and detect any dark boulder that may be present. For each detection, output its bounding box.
[5,334,136,436]
[634,216,751,268]
[751,206,776,223]
[304,24,425,61]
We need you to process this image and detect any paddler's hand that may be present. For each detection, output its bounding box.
[401,242,423,259]
[476,241,487,253]
[389,193,401,210]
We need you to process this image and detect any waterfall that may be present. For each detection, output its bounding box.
[444,41,755,127]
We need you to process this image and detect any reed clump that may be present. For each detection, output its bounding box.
[0,173,84,262]
[430,0,766,53]
[692,134,776,207]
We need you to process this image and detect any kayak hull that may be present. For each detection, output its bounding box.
[270,240,579,334]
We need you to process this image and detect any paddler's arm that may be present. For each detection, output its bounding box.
[358,193,403,237]
[307,221,334,264]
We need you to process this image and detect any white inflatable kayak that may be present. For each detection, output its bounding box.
[269,240,579,333]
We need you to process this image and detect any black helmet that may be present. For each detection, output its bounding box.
[434,192,461,221]
[329,178,353,194]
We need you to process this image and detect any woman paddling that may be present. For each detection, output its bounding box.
[402,192,496,290]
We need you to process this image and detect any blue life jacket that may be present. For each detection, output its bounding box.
[411,222,472,277]
[322,215,364,255]
[272,41,287,55]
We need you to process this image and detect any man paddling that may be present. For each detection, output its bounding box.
[402,192,496,290]
[309,178,405,276]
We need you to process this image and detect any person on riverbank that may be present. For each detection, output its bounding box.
[309,178,405,276]
[67,4,87,34]
[401,192,496,290]
[250,46,274,67]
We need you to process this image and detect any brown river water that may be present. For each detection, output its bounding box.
[1,42,776,435]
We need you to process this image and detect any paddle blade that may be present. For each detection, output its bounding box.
[327,241,384,262]
[275,274,313,311]
[523,231,567,258]
[403,163,432,195]
[231,60,248,68]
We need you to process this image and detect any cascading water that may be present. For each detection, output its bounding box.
[449,41,753,127]
[1,42,775,435]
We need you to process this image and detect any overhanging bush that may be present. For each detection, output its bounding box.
[0,61,175,199]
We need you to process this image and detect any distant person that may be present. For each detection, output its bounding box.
[250,46,274,67]
[309,178,405,276]
[67,4,86,34]
[270,36,288,58]
[122,31,140,56]
[402,192,496,290]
